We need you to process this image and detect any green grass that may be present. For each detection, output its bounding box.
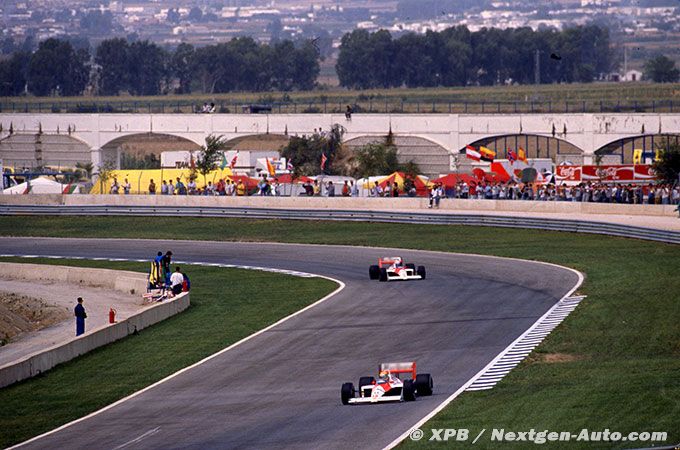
[0,257,337,448]
[0,216,679,448]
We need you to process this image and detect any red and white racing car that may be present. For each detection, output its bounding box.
[341,362,433,405]
[369,257,426,282]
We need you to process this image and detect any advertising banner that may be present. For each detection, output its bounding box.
[555,165,582,182]
[582,165,635,181]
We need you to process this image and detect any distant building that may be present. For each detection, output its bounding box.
[622,70,643,82]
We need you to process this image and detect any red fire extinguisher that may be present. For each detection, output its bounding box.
[109,307,117,324]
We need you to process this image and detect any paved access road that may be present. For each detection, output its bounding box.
[0,238,580,450]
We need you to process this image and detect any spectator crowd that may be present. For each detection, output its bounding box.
[110,174,680,205]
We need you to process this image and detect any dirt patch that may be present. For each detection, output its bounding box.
[537,353,584,363]
[0,291,69,346]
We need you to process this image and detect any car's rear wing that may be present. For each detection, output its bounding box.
[379,362,416,379]
[378,257,402,268]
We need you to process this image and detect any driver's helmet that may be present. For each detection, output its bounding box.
[379,370,390,381]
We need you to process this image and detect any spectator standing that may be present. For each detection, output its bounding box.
[236,180,246,196]
[110,177,119,194]
[188,178,197,195]
[227,180,236,196]
[342,181,350,197]
[313,180,321,196]
[123,178,131,195]
[327,181,335,197]
[160,180,167,195]
[350,181,359,197]
[74,297,87,336]
[162,251,173,288]
[149,179,156,195]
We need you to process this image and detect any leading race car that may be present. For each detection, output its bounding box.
[369,257,426,282]
[341,362,434,405]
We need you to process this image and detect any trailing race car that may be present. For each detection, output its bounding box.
[369,257,426,282]
[341,362,433,405]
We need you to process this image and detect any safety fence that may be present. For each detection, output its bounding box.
[1,99,677,115]
[1,204,678,245]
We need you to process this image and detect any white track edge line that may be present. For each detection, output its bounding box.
[383,266,584,450]
[7,257,345,450]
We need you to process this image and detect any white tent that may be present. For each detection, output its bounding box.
[2,177,69,195]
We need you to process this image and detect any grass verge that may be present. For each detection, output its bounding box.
[0,216,679,448]
[0,257,337,448]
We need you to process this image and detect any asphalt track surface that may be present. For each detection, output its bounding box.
[0,237,580,450]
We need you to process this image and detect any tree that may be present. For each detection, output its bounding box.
[353,142,400,178]
[27,39,89,96]
[96,38,129,95]
[0,51,30,96]
[652,141,680,184]
[280,125,345,176]
[127,40,167,95]
[171,43,194,94]
[196,135,228,186]
[644,55,680,83]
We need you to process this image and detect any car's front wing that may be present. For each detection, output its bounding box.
[347,395,403,404]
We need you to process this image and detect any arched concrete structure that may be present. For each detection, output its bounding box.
[463,134,584,165]
[344,135,451,177]
[0,132,91,170]
[101,133,202,168]
[1,113,679,171]
[595,134,680,164]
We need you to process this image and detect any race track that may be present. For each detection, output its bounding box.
[0,238,580,450]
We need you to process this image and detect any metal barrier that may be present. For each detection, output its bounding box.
[0,99,676,115]
[1,205,679,245]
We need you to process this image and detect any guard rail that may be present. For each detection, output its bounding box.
[1,205,679,245]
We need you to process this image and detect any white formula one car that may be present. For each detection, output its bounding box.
[341,362,433,405]
[369,257,426,282]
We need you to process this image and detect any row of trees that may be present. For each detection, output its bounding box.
[336,25,614,88]
[0,36,320,97]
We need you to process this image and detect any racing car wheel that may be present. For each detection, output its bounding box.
[369,265,380,280]
[341,382,355,405]
[415,373,433,396]
[403,379,416,401]
[417,266,426,279]
[378,268,388,282]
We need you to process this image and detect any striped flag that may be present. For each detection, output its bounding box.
[508,150,517,164]
[479,146,496,162]
[320,153,328,171]
[465,145,481,161]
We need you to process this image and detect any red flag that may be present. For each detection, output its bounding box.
[508,150,517,164]
[230,152,238,169]
[320,153,328,171]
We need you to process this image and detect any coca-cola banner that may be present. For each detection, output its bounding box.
[582,165,635,181]
[555,165,655,183]
[633,165,656,180]
[555,165,582,182]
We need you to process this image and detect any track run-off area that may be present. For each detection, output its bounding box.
[0,237,581,450]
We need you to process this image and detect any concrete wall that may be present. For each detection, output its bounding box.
[0,193,676,217]
[0,263,189,388]
[0,262,147,295]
